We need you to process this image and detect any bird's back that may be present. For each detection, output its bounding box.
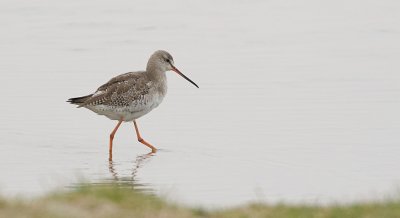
[68,71,167,121]
[83,71,149,107]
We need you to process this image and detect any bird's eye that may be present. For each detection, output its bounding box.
[165,59,170,63]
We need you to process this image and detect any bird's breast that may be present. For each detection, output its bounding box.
[128,85,166,112]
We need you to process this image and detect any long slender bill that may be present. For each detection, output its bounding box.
[171,65,199,88]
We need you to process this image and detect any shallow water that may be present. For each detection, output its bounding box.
[0,0,399,207]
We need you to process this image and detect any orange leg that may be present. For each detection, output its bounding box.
[109,118,123,160]
[133,120,157,153]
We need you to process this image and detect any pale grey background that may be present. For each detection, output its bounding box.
[0,0,399,207]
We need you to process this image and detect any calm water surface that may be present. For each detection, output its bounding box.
[0,0,399,207]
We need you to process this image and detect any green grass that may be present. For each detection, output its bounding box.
[0,185,399,218]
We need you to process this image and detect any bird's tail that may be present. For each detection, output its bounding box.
[67,94,93,106]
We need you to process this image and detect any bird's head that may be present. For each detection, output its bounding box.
[148,50,199,88]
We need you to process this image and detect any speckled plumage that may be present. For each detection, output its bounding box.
[67,50,198,156]
[68,51,171,121]
[80,70,167,121]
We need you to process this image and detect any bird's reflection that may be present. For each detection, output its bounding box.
[106,152,155,190]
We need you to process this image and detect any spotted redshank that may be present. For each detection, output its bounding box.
[67,50,198,160]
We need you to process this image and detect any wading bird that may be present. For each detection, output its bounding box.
[68,50,198,160]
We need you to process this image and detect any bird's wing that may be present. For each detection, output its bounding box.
[79,71,149,108]
[97,71,140,91]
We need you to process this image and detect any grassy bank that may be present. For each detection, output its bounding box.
[0,185,399,218]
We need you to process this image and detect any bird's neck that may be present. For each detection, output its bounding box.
[146,67,167,85]
[146,58,168,88]
[145,68,167,96]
